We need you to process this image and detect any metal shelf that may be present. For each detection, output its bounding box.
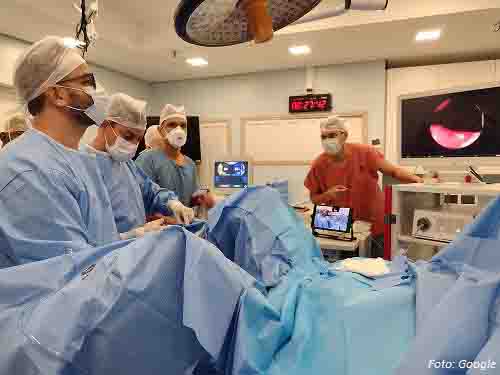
[392,183,500,197]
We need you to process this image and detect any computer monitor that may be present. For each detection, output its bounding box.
[213,159,253,195]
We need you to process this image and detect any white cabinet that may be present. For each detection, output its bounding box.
[390,183,500,260]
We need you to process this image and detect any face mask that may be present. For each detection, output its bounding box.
[322,138,343,155]
[165,126,187,149]
[105,126,139,162]
[57,86,110,127]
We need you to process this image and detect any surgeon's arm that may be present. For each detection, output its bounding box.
[134,153,156,181]
[132,163,178,216]
[376,158,423,183]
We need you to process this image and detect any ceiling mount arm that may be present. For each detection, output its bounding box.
[293,0,388,26]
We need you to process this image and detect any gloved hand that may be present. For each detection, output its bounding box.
[168,200,195,225]
[119,218,168,240]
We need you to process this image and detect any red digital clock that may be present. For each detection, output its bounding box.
[289,94,332,113]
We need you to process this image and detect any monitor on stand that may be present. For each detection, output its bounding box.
[212,158,253,196]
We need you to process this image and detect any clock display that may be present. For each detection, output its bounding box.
[289,94,332,113]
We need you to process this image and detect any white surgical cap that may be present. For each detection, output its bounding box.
[144,125,162,148]
[13,36,86,105]
[107,93,147,130]
[3,113,28,133]
[160,104,187,126]
[320,115,348,133]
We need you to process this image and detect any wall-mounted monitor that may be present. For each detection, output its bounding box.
[400,85,500,165]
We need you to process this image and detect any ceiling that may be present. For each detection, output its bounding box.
[2,0,500,82]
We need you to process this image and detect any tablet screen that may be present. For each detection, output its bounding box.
[312,205,351,233]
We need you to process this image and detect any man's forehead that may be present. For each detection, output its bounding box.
[321,128,344,135]
[114,122,145,136]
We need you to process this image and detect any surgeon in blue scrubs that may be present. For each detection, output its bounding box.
[135,104,215,210]
[83,93,194,238]
[0,36,120,267]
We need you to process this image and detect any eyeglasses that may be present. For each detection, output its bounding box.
[58,73,97,90]
[321,132,345,140]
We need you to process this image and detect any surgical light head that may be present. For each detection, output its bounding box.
[175,0,389,46]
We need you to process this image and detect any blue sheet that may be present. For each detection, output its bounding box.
[225,270,415,375]
[396,196,500,375]
[207,186,323,287]
[206,187,416,375]
[0,226,257,375]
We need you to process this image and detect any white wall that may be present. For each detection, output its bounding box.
[150,61,386,203]
[0,34,152,98]
[386,60,500,171]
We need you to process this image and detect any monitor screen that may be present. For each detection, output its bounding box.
[214,161,249,189]
[401,86,500,158]
[312,205,351,233]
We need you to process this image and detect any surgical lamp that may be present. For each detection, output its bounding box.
[174,0,389,47]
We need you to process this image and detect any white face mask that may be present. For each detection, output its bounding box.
[322,138,343,155]
[56,85,110,127]
[165,126,187,149]
[105,127,139,162]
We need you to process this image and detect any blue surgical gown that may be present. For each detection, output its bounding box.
[82,145,177,233]
[0,129,120,267]
[135,149,199,207]
[0,226,258,375]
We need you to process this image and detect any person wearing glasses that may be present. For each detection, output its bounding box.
[0,36,118,267]
[304,115,422,257]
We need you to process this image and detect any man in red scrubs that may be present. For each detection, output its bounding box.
[305,115,422,257]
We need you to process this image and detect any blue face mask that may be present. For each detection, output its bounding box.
[322,138,342,155]
[55,85,110,127]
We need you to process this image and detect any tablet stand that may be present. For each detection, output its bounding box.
[313,225,356,242]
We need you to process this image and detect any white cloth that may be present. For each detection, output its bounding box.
[334,258,390,278]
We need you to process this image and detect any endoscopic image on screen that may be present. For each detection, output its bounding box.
[401,86,500,158]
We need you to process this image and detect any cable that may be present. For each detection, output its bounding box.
[74,0,99,57]
[75,0,90,56]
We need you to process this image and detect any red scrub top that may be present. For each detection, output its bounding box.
[304,143,385,236]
